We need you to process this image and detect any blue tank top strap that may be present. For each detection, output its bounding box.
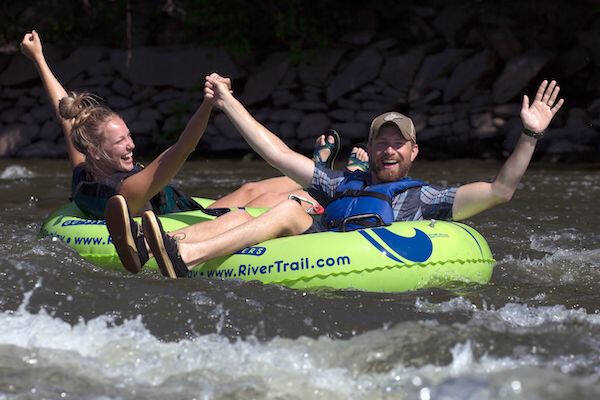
[71,163,230,218]
[71,164,140,218]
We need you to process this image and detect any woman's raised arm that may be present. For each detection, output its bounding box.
[20,30,85,168]
[118,74,231,214]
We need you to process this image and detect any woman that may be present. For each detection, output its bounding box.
[20,31,235,214]
[22,30,369,275]
[21,30,242,272]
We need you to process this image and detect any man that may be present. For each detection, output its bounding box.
[110,78,563,278]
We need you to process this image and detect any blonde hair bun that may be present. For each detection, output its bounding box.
[58,92,97,120]
[59,91,117,178]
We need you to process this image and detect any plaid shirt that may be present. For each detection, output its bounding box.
[310,165,457,221]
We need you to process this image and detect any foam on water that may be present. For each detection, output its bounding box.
[415,297,600,327]
[487,227,600,288]
[529,229,590,254]
[2,285,600,399]
[0,165,35,180]
[0,303,374,398]
[494,303,600,326]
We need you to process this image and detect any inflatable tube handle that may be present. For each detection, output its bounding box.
[341,213,389,232]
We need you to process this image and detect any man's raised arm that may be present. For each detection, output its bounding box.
[452,80,565,221]
[204,76,315,187]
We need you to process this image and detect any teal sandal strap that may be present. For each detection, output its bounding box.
[312,143,335,164]
[312,129,340,170]
[346,153,369,173]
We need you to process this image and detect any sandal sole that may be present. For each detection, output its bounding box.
[325,129,340,169]
[105,195,141,274]
[142,211,177,279]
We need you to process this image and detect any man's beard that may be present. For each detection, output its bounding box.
[372,158,413,182]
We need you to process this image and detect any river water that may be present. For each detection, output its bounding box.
[1,157,599,400]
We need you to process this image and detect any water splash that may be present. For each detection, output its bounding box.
[529,229,588,254]
[415,297,600,328]
[0,165,34,180]
[1,295,600,399]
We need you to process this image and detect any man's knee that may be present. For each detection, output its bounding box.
[251,192,286,206]
[275,199,313,235]
[238,181,265,200]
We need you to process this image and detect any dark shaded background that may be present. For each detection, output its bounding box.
[3,1,599,62]
[1,0,599,160]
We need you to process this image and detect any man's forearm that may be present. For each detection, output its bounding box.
[221,94,291,164]
[491,132,537,200]
[454,79,562,220]
[220,94,314,186]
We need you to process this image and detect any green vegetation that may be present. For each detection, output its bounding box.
[1,1,127,48]
[1,0,374,55]
[3,0,599,57]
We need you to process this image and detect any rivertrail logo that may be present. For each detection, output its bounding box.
[359,227,432,263]
[234,246,266,256]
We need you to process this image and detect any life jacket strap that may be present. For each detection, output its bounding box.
[330,190,392,204]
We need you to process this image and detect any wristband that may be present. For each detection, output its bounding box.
[522,128,544,139]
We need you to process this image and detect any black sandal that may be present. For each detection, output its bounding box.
[142,210,188,278]
[105,195,149,274]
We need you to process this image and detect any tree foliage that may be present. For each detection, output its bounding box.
[1,0,385,55]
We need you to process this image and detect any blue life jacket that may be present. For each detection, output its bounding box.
[323,171,426,231]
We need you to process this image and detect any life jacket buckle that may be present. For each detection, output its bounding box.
[288,194,324,215]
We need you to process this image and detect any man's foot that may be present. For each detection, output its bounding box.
[346,144,369,173]
[142,210,188,278]
[312,129,340,169]
[105,195,149,274]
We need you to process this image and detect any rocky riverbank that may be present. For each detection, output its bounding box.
[1,1,598,160]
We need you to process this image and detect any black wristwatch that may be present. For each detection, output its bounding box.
[522,128,544,139]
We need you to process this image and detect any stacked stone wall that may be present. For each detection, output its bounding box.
[1,2,598,160]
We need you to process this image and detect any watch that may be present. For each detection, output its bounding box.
[522,128,544,139]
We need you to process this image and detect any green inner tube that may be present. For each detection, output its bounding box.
[40,198,495,292]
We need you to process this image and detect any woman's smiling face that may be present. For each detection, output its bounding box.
[97,116,135,172]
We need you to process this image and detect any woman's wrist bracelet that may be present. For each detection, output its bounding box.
[522,128,544,139]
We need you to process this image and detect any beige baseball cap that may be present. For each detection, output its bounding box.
[368,112,417,143]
